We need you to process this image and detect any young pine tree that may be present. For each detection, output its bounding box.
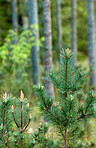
[34,49,96,148]
[0,91,59,148]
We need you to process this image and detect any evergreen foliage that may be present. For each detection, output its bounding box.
[0,91,59,148]
[30,122,59,148]
[34,49,96,147]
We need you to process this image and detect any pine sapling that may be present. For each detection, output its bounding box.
[34,49,96,148]
[11,90,31,147]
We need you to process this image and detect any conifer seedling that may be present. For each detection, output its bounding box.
[0,91,59,148]
[34,49,96,148]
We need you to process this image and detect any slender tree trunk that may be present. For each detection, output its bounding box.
[43,0,54,97]
[22,16,28,30]
[56,0,62,51]
[12,0,18,42]
[28,0,40,85]
[22,0,29,30]
[88,0,96,86]
[71,0,77,66]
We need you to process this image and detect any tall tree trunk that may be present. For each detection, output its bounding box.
[22,16,28,30]
[88,0,96,86]
[12,0,18,43]
[22,0,29,30]
[71,0,77,66]
[12,0,18,32]
[56,0,62,51]
[28,0,40,85]
[43,0,54,97]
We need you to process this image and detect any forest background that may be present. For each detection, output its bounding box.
[0,0,96,147]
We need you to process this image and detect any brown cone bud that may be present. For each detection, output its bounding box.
[27,103,29,108]
[1,123,3,129]
[66,48,69,56]
[12,105,14,112]
[33,139,35,144]
[30,113,31,119]
[3,92,7,103]
[20,90,24,102]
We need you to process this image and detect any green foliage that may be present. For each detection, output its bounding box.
[0,91,59,148]
[0,28,44,97]
[29,122,59,148]
[34,49,96,147]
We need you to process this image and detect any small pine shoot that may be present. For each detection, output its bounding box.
[30,122,59,148]
[34,49,96,148]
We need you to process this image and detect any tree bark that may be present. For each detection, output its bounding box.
[43,0,54,97]
[12,0,18,43]
[88,0,96,86]
[22,0,29,30]
[28,0,40,85]
[56,0,62,51]
[22,16,28,30]
[71,0,77,66]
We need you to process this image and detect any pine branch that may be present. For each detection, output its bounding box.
[1,128,10,148]
[49,74,60,88]
[21,117,31,133]
[16,137,24,146]
[85,96,93,114]
[72,77,81,87]
[77,113,93,120]
[12,112,20,129]
[40,92,58,120]
[62,108,67,117]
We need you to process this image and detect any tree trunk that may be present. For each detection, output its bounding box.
[22,16,28,30]
[71,0,77,66]
[12,0,18,43]
[43,0,54,97]
[22,0,29,30]
[56,0,62,51]
[28,0,40,85]
[88,0,96,86]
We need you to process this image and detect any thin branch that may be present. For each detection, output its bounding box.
[17,138,24,146]
[85,96,93,114]
[72,77,81,87]
[21,118,31,133]
[1,129,10,148]
[47,109,58,119]
[77,113,93,120]
[50,74,60,87]
[12,112,20,129]
[40,92,58,120]
[1,129,5,142]
[6,134,10,143]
